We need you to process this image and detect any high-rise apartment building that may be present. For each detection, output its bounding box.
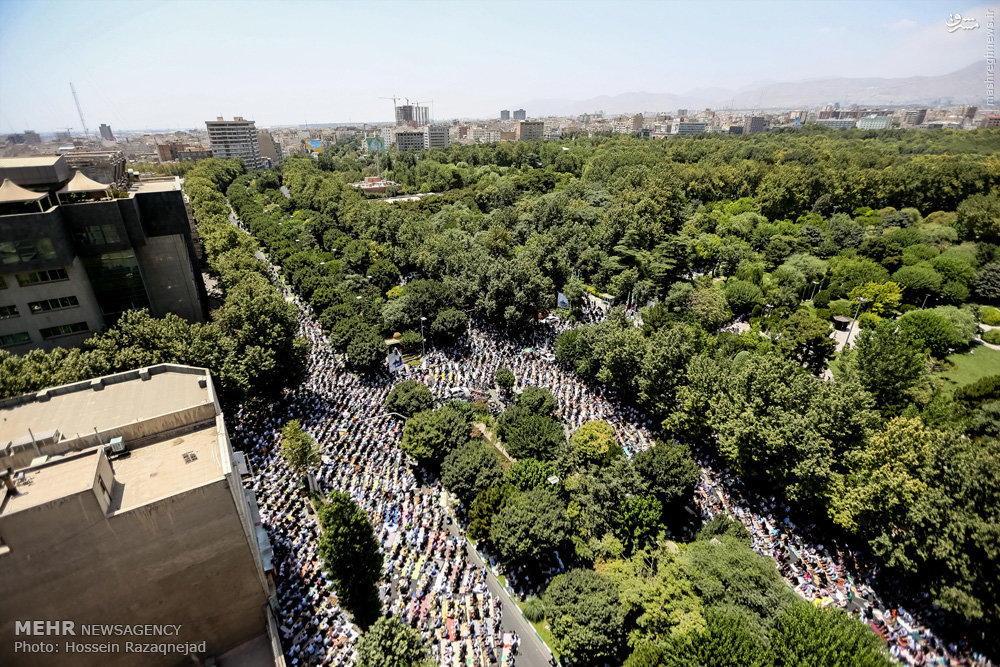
[256,129,283,166]
[743,116,766,135]
[0,155,206,354]
[205,116,263,169]
[516,120,544,141]
[424,125,450,149]
[500,110,510,120]
[513,109,526,120]
[98,123,115,142]
[395,105,429,127]
[0,364,280,667]
[902,109,927,125]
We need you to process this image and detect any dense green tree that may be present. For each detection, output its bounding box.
[499,412,565,460]
[385,379,434,417]
[775,309,837,374]
[515,385,558,415]
[853,320,929,413]
[441,440,504,507]
[356,616,432,667]
[347,327,387,373]
[570,420,623,467]
[633,440,700,518]
[505,457,555,490]
[494,367,515,390]
[688,285,732,331]
[490,487,569,566]
[400,406,471,465]
[280,419,319,483]
[431,308,468,343]
[544,569,626,666]
[317,490,383,628]
[770,602,892,667]
[468,484,512,543]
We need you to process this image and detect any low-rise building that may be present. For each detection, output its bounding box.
[857,115,892,130]
[671,119,707,135]
[815,118,858,130]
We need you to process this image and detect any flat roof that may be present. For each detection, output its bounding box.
[0,156,63,168]
[0,368,212,447]
[108,426,223,513]
[0,426,224,517]
[131,178,180,193]
[1,449,99,517]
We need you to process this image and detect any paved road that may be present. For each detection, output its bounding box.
[444,518,555,667]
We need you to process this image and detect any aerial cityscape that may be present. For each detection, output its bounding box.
[0,1,998,666]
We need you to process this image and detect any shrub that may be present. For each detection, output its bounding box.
[522,596,546,623]
[980,306,1000,326]
[984,329,1000,345]
[954,374,1000,407]
[398,329,423,353]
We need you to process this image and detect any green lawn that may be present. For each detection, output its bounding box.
[937,345,1000,394]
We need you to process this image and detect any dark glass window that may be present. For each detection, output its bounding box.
[16,268,69,286]
[82,250,150,321]
[75,224,122,247]
[0,331,31,347]
[39,321,89,339]
[28,296,79,314]
[0,305,18,319]
[0,238,57,265]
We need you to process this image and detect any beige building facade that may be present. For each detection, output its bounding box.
[0,365,280,667]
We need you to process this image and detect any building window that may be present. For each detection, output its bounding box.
[39,321,89,340]
[0,238,57,266]
[0,305,18,319]
[0,276,6,289]
[0,332,31,348]
[74,224,122,247]
[28,296,79,314]
[81,250,150,321]
[16,268,69,287]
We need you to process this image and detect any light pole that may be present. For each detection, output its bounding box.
[845,297,867,348]
[809,280,820,301]
[420,316,427,357]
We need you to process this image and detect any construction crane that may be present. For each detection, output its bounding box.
[69,82,90,140]
[378,96,401,123]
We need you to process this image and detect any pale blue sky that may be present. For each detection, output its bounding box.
[0,0,990,131]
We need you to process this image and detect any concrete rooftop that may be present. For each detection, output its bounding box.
[0,368,213,447]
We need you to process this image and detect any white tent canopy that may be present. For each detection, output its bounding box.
[0,178,47,203]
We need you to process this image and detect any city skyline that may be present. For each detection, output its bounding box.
[0,0,992,132]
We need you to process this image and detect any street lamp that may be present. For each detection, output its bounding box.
[845,297,868,348]
[420,317,427,357]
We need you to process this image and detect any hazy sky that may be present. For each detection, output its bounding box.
[0,0,991,131]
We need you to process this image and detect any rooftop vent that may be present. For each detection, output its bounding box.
[182,451,197,464]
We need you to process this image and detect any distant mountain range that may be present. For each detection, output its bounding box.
[522,62,985,116]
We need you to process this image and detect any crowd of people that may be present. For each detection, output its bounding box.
[696,466,993,666]
[228,211,989,667]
